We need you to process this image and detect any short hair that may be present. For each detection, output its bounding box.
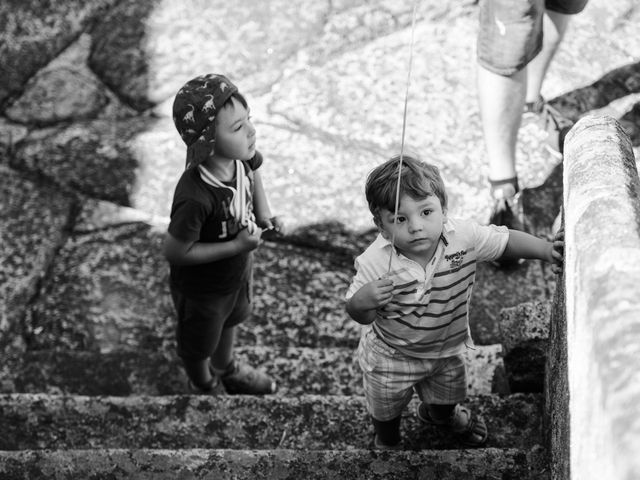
[217,92,249,126]
[365,154,447,224]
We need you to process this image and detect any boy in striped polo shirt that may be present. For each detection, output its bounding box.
[345,154,563,449]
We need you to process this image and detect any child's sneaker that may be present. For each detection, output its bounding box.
[416,402,488,447]
[221,361,277,395]
[523,96,574,159]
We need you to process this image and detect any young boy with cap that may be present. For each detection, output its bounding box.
[164,73,283,394]
[345,154,563,448]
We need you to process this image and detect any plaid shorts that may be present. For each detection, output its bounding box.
[357,328,467,421]
[477,0,588,75]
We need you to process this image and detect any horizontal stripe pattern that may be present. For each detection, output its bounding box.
[377,258,477,357]
[346,219,508,359]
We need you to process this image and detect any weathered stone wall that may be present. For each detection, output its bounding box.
[552,115,640,480]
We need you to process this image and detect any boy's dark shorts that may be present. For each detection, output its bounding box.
[477,0,588,76]
[171,280,252,361]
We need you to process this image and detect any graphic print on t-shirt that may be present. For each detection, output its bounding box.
[217,177,255,240]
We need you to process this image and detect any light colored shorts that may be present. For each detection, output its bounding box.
[357,328,467,422]
[477,0,588,75]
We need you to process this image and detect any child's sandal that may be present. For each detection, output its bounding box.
[416,402,488,447]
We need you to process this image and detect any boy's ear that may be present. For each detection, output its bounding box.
[373,216,390,240]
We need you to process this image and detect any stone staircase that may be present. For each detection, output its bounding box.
[0,216,554,479]
[1,1,635,477]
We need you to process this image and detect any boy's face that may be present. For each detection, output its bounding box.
[378,193,446,266]
[212,97,256,161]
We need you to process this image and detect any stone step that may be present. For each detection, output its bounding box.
[0,447,549,480]
[0,393,541,451]
[23,231,362,353]
[22,225,549,356]
[1,345,507,397]
[498,301,551,393]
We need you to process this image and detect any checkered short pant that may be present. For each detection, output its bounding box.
[357,328,467,421]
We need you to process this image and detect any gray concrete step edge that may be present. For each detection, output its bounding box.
[0,393,542,451]
[1,344,507,397]
[0,447,550,480]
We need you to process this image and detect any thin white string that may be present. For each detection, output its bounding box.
[387,1,419,274]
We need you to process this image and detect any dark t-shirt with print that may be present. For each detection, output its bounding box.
[168,152,263,294]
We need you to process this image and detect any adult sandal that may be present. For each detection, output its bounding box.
[416,402,488,447]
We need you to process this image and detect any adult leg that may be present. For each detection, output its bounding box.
[526,10,572,104]
[476,0,544,229]
[478,65,526,184]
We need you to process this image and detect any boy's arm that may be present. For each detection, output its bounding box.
[500,229,564,271]
[163,227,261,266]
[252,169,283,232]
[346,278,394,325]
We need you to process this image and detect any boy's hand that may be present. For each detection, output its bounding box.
[236,224,263,252]
[260,215,286,238]
[550,229,564,275]
[352,278,395,311]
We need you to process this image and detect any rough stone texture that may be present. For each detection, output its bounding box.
[0,393,542,451]
[12,119,152,205]
[551,62,640,125]
[562,115,640,480]
[24,222,173,353]
[0,167,74,353]
[22,225,361,352]
[471,262,556,344]
[0,0,116,107]
[0,119,28,158]
[497,302,551,393]
[0,448,549,480]
[499,302,550,355]
[20,204,551,355]
[4,34,110,126]
[0,344,504,397]
[0,0,638,477]
[546,275,569,480]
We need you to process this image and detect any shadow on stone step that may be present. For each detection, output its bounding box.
[503,340,546,393]
[550,60,640,146]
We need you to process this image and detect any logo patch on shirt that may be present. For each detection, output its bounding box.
[445,249,466,268]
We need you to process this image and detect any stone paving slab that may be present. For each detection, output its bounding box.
[4,0,637,355]
[4,0,630,234]
[0,393,542,451]
[0,0,117,105]
[0,344,504,397]
[0,167,75,352]
[22,222,362,352]
[0,447,549,480]
[21,198,557,356]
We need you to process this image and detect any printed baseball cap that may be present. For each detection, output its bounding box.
[172,73,239,147]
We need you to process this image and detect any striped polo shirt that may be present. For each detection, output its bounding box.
[346,218,509,359]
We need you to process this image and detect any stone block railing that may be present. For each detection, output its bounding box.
[547,115,640,480]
